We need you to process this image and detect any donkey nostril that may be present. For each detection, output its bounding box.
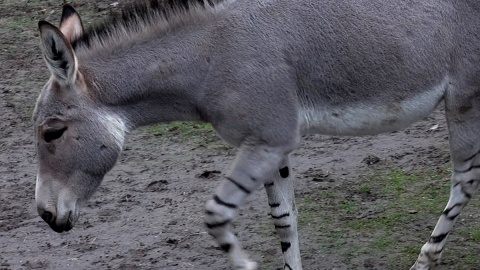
[39,210,55,224]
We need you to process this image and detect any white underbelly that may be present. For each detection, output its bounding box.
[299,78,448,136]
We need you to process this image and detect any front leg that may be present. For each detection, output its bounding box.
[204,144,291,270]
[264,156,302,270]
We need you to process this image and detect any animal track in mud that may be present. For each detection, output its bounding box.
[196,170,222,179]
[146,180,169,192]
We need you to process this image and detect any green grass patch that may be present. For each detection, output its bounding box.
[143,122,234,154]
[297,164,480,269]
[347,169,450,230]
[339,200,358,214]
[5,16,33,31]
[145,122,214,139]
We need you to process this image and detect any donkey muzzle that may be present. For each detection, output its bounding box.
[37,207,74,233]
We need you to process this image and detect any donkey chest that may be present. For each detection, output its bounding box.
[298,80,448,136]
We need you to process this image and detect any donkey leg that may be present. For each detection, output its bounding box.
[205,144,291,270]
[411,96,480,270]
[264,156,302,270]
[410,171,480,270]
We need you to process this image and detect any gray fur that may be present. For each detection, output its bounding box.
[34,1,480,269]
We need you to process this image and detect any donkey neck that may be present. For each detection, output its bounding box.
[77,22,215,128]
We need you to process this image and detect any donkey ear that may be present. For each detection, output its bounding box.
[59,4,84,43]
[38,21,77,83]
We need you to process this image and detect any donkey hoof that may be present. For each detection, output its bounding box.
[237,261,258,270]
[409,262,431,270]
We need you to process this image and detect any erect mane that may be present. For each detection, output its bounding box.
[72,0,216,51]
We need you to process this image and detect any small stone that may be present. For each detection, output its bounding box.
[363,155,380,165]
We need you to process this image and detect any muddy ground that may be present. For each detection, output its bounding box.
[1,1,480,270]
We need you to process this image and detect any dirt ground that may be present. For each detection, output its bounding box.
[1,1,480,270]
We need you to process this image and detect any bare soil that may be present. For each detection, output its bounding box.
[1,1,479,270]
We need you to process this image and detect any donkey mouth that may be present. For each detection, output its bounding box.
[41,210,75,233]
[48,220,74,233]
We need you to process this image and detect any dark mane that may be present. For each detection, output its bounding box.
[72,0,216,50]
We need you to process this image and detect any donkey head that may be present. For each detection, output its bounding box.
[34,5,126,232]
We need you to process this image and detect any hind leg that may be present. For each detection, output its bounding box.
[264,156,302,270]
[411,94,480,270]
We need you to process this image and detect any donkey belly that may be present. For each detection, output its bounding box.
[299,78,449,136]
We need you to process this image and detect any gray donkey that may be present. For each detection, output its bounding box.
[34,0,480,269]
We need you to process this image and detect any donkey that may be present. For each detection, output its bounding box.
[34,0,480,269]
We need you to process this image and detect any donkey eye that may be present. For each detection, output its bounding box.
[44,127,68,143]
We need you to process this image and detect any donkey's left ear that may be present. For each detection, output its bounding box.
[59,4,84,44]
[38,21,77,84]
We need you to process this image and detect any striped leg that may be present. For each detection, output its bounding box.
[411,167,480,270]
[205,145,289,270]
[264,156,302,270]
[411,98,480,270]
